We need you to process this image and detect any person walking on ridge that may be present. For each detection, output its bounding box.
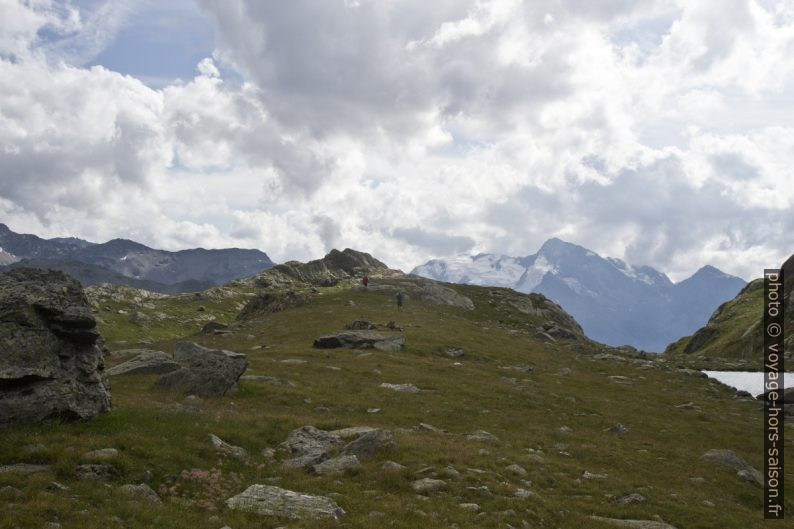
[395,291,404,311]
[362,275,369,289]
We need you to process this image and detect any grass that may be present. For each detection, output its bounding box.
[1,279,792,528]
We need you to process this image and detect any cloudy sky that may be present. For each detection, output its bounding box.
[1,0,793,280]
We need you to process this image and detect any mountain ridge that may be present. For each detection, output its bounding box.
[0,223,274,291]
[412,239,746,352]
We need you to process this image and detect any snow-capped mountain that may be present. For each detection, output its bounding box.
[412,238,746,352]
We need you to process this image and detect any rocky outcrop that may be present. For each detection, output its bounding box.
[156,342,247,396]
[237,290,312,321]
[270,248,387,287]
[225,485,345,521]
[313,331,405,352]
[106,351,179,376]
[0,268,111,428]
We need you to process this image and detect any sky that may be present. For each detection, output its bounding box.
[1,0,793,281]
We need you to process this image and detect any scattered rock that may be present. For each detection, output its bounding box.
[0,268,111,428]
[514,488,536,499]
[605,423,629,434]
[411,478,446,494]
[381,461,407,471]
[675,402,695,409]
[506,464,527,476]
[225,485,345,521]
[46,481,68,491]
[83,448,119,460]
[583,470,608,480]
[76,464,116,481]
[240,375,296,387]
[107,351,179,376]
[314,331,405,352]
[0,463,51,474]
[201,321,229,334]
[339,429,396,458]
[0,485,22,499]
[459,503,480,511]
[310,455,360,475]
[700,449,763,487]
[118,483,161,503]
[466,430,499,442]
[417,423,447,434]
[613,493,646,504]
[209,434,248,461]
[329,426,377,439]
[444,347,465,358]
[380,383,420,393]
[588,516,678,529]
[280,426,341,469]
[156,343,247,396]
[554,426,572,435]
[558,368,572,376]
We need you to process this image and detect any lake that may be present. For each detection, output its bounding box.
[703,371,794,396]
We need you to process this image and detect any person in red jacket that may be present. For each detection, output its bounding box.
[362,275,369,289]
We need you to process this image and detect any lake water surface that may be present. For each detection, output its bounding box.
[703,371,794,396]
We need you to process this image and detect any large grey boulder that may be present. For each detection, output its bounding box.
[156,342,247,396]
[700,449,763,487]
[0,268,111,428]
[107,351,179,376]
[313,331,405,352]
[225,485,345,521]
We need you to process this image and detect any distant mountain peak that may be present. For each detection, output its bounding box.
[412,239,745,352]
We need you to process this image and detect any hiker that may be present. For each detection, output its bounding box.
[362,275,369,289]
[396,291,404,311]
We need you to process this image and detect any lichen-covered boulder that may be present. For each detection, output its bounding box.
[0,268,111,428]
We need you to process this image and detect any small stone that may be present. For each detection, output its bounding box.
[381,461,406,471]
[310,455,360,475]
[379,383,420,393]
[583,470,608,480]
[554,426,572,435]
[676,402,695,409]
[118,483,161,503]
[46,481,69,491]
[76,464,116,481]
[514,488,536,499]
[703,500,715,507]
[558,368,572,376]
[339,429,396,458]
[506,464,528,476]
[411,478,446,494]
[83,448,119,460]
[209,434,248,461]
[367,408,380,413]
[0,463,51,475]
[466,430,499,442]
[605,423,629,434]
[0,486,22,499]
[614,493,645,504]
[459,503,480,511]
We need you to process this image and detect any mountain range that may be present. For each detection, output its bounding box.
[412,238,747,352]
[0,223,274,293]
